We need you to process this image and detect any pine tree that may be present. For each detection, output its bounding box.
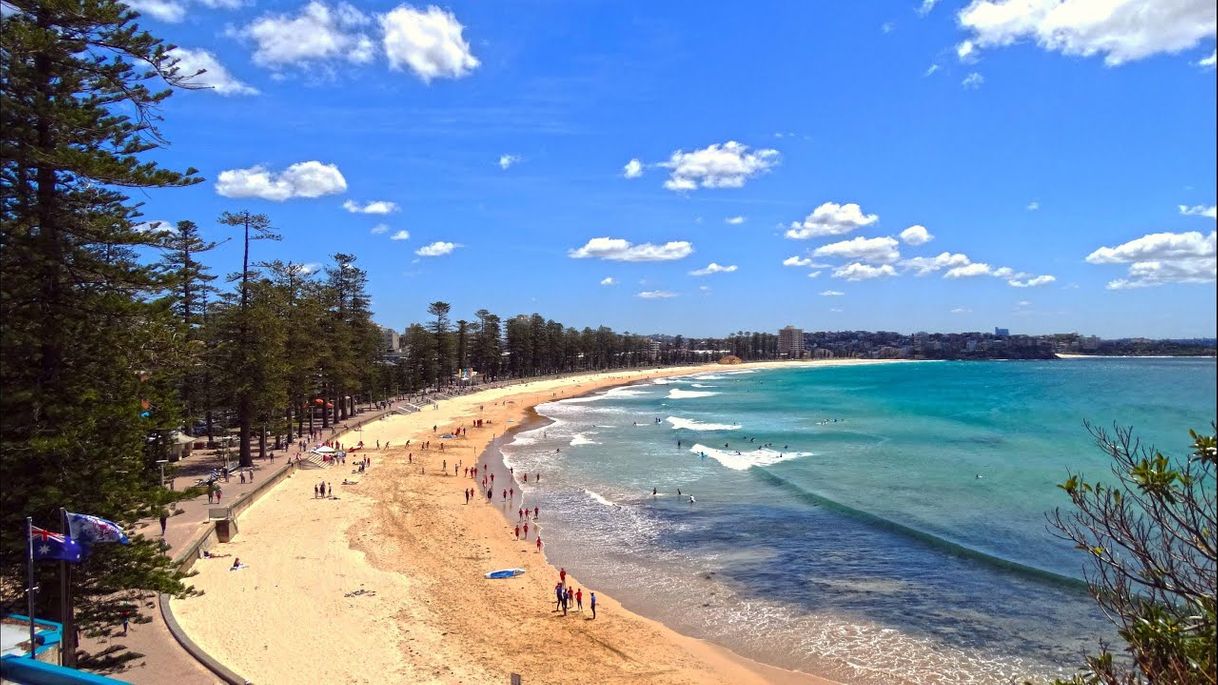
[157,220,220,436]
[1,0,203,652]
[428,301,453,388]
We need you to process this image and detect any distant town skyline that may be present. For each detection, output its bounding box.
[127,1,1215,338]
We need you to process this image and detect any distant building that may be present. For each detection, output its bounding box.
[380,326,400,353]
[778,325,804,358]
[646,339,662,359]
[995,327,1010,337]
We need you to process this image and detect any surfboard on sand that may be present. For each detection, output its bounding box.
[485,568,526,579]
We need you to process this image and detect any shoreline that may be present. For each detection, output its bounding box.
[170,360,909,684]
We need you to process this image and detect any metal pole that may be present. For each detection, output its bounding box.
[26,517,36,658]
[59,507,75,667]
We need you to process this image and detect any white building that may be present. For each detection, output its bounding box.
[381,326,400,353]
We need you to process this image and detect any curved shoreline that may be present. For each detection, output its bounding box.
[169,361,907,684]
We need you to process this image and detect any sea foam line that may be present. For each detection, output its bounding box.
[668,388,719,399]
[689,443,811,471]
[666,416,741,431]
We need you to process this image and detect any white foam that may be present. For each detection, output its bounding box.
[651,378,675,385]
[583,489,615,506]
[667,388,719,399]
[569,433,600,446]
[689,443,811,471]
[666,416,741,431]
[690,383,717,388]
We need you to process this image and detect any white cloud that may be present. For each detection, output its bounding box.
[638,290,677,299]
[623,158,644,179]
[956,0,1218,67]
[380,4,479,82]
[957,40,978,62]
[813,236,901,264]
[1179,204,1217,219]
[899,224,933,245]
[783,256,813,267]
[415,240,460,257]
[600,277,616,286]
[924,63,941,76]
[344,199,399,214]
[498,154,519,170]
[918,0,940,16]
[786,202,880,239]
[238,2,375,69]
[725,216,746,225]
[1009,274,1056,287]
[389,230,410,241]
[945,262,993,278]
[689,262,738,276]
[569,237,693,262]
[902,251,973,275]
[659,141,779,191]
[951,307,971,314]
[1199,49,1217,67]
[962,72,985,89]
[808,270,823,278]
[882,21,896,34]
[169,48,258,95]
[370,224,390,234]
[1027,200,1040,211]
[820,290,844,296]
[126,0,187,22]
[833,263,898,281]
[133,219,171,234]
[300,262,322,274]
[215,160,347,201]
[1086,230,1216,288]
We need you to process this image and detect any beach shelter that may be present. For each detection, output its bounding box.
[312,446,337,455]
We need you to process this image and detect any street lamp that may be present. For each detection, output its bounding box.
[156,459,169,489]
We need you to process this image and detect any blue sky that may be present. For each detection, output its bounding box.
[133,0,1216,338]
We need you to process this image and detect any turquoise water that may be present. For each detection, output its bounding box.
[500,358,1216,684]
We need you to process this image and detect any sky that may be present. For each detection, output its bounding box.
[129,0,1216,338]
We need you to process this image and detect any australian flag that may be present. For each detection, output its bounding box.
[67,512,130,545]
[30,526,84,563]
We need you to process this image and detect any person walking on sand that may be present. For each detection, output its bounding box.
[559,567,566,585]
[536,536,543,553]
[523,522,529,539]
[590,592,597,619]
[576,588,583,612]
[566,586,574,610]
[159,511,168,536]
[533,506,539,519]
[514,525,520,540]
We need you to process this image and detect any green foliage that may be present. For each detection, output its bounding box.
[1049,424,1216,685]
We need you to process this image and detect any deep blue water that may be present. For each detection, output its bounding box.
[500,358,1217,684]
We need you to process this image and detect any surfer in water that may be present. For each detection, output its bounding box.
[652,487,657,496]
[689,495,696,504]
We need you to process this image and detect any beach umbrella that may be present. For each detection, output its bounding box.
[313,446,337,454]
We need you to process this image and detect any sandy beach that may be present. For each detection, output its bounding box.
[171,360,902,684]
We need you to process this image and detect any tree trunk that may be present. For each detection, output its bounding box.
[237,397,252,468]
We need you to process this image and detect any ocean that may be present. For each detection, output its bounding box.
[498,358,1217,684]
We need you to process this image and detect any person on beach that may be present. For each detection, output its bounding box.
[514,525,520,540]
[159,511,168,536]
[464,489,470,505]
[536,536,543,552]
[534,506,539,519]
[566,586,574,609]
[576,588,583,612]
[559,567,566,584]
[590,592,597,619]
[523,522,529,538]
[523,473,528,483]
[518,508,524,520]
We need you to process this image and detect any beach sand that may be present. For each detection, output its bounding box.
[172,361,898,684]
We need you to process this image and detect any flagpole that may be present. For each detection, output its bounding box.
[59,507,76,667]
[26,517,36,659]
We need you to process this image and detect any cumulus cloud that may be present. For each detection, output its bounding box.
[389,230,410,241]
[945,262,994,278]
[622,158,644,179]
[237,2,375,69]
[380,4,479,82]
[725,216,746,225]
[1086,230,1216,288]
[783,256,813,267]
[962,72,985,89]
[1179,204,1217,219]
[658,141,779,191]
[169,48,258,95]
[813,236,901,264]
[498,154,519,170]
[902,252,972,275]
[637,290,677,299]
[216,161,347,201]
[600,277,616,286]
[786,202,879,239]
[820,290,845,296]
[370,224,390,234]
[1009,274,1056,287]
[415,241,460,257]
[899,224,933,245]
[832,263,898,281]
[689,262,738,276]
[1027,200,1040,211]
[126,0,188,22]
[1199,49,1217,67]
[956,0,1217,67]
[569,237,693,262]
[344,199,399,214]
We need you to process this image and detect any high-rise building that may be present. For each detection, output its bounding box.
[995,327,1010,337]
[778,325,804,358]
[381,326,400,353]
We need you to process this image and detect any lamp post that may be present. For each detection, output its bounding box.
[156,459,169,489]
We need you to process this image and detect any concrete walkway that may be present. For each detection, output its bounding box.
[79,402,405,684]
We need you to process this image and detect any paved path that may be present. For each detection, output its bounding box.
[79,403,405,684]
